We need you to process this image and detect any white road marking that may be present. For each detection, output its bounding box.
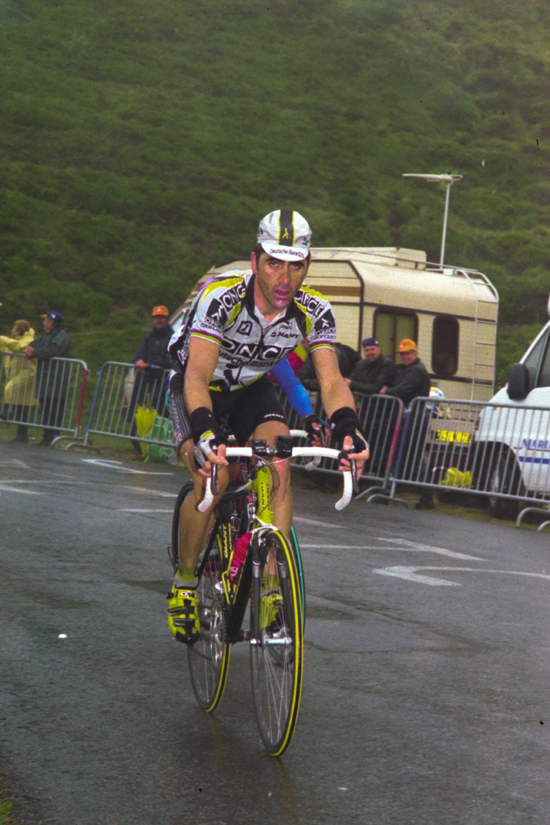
[0,479,176,498]
[0,485,42,495]
[375,566,461,586]
[119,509,173,513]
[378,538,483,561]
[81,459,173,476]
[131,487,175,498]
[293,516,349,529]
[300,541,484,561]
[374,566,550,587]
[303,545,399,550]
[0,459,29,469]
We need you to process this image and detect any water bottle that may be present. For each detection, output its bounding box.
[229,532,252,583]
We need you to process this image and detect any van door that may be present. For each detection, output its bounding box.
[478,325,550,494]
[514,326,550,490]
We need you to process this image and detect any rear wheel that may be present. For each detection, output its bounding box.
[187,526,231,712]
[171,483,230,712]
[250,529,303,756]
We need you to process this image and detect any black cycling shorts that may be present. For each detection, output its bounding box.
[170,373,286,449]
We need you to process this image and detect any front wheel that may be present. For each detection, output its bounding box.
[250,529,303,756]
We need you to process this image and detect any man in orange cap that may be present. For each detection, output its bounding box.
[128,305,174,454]
[134,306,171,374]
[381,338,433,508]
[380,339,429,406]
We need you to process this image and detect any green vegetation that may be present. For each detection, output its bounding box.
[1,0,550,376]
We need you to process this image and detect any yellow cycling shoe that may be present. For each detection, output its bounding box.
[167,584,200,645]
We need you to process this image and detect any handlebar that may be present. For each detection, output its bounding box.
[197,441,356,513]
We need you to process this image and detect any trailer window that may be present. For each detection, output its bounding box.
[432,316,458,376]
[374,309,418,360]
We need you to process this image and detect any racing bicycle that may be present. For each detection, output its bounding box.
[169,431,355,756]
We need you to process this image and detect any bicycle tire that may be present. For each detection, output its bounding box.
[290,524,305,628]
[171,482,230,712]
[250,529,304,756]
[186,523,231,712]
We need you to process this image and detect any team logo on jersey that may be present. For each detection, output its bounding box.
[237,321,253,335]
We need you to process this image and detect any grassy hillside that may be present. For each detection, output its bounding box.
[1,0,550,376]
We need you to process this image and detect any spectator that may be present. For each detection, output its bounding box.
[298,341,360,389]
[344,337,397,395]
[128,305,174,454]
[25,311,71,446]
[0,319,37,442]
[380,339,432,509]
[380,339,430,404]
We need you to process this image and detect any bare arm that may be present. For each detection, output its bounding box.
[183,336,227,471]
[312,346,369,469]
[183,336,220,415]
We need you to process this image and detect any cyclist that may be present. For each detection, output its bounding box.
[167,209,369,644]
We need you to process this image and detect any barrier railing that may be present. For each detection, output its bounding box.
[5,349,550,526]
[376,396,550,520]
[274,385,404,490]
[0,352,89,444]
[84,361,173,453]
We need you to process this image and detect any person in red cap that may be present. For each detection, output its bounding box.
[128,305,174,454]
[381,339,433,509]
[380,339,429,406]
[134,306,172,375]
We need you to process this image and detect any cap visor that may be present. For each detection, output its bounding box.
[261,242,308,261]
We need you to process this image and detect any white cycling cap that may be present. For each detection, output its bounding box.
[257,209,312,261]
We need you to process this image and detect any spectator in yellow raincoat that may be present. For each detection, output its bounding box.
[0,320,37,442]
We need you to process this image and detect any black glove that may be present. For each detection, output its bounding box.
[330,407,369,454]
[303,414,326,446]
[189,407,227,467]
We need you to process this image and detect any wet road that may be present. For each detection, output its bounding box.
[1,441,550,824]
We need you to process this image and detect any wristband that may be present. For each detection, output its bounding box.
[330,406,368,453]
[189,407,225,446]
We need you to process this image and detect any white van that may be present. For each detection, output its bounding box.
[474,307,550,509]
[170,247,499,402]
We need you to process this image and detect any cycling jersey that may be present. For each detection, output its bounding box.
[169,270,336,392]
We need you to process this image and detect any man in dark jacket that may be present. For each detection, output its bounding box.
[345,337,397,395]
[25,310,71,446]
[381,339,433,509]
[380,338,430,406]
[128,305,174,454]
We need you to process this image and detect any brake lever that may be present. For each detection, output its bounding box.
[210,461,218,497]
[338,450,360,497]
[350,458,360,496]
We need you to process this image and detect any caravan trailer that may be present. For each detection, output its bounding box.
[170,247,499,401]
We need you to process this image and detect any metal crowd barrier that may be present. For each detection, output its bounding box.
[376,396,550,523]
[0,351,89,444]
[84,361,172,451]
[274,385,404,490]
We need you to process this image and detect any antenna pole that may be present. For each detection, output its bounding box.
[440,181,452,267]
[402,173,462,268]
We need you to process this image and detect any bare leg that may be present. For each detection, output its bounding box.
[178,438,229,572]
